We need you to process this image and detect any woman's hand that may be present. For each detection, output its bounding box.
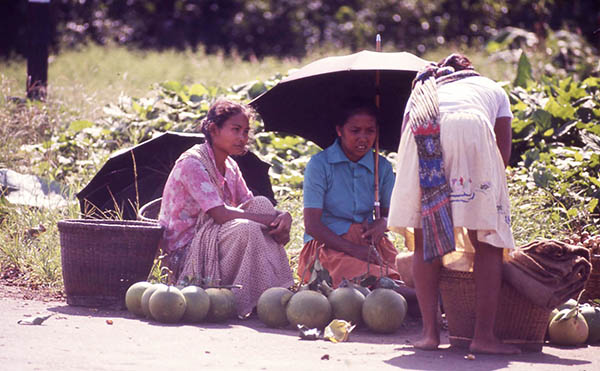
[345,243,380,263]
[268,211,292,245]
[361,218,388,243]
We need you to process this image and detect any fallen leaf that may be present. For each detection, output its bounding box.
[321,354,330,360]
[106,319,114,325]
[17,314,53,325]
[324,319,356,343]
[465,354,476,360]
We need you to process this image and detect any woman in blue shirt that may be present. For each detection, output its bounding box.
[297,105,402,288]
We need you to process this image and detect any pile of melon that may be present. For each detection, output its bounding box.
[125,281,236,323]
[547,298,600,346]
[256,285,408,334]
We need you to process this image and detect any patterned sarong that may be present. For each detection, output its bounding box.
[409,67,479,261]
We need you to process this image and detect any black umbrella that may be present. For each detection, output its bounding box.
[77,131,276,220]
[249,50,431,152]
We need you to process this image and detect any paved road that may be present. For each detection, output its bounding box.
[1,296,597,371]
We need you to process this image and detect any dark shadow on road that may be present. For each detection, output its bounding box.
[384,347,590,370]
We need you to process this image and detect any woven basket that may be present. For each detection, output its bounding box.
[439,267,552,352]
[58,219,163,309]
[581,255,600,303]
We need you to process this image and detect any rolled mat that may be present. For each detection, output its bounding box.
[502,239,591,309]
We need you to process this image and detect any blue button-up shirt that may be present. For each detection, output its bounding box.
[303,139,396,243]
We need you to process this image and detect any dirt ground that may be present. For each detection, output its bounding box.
[1,283,598,371]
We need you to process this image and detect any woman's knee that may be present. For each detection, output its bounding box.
[243,195,276,214]
[235,219,265,237]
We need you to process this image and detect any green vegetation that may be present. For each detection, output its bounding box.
[3,1,598,60]
[1,31,599,291]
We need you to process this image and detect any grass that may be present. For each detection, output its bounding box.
[2,44,308,123]
[0,43,568,288]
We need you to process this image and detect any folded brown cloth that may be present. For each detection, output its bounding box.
[502,239,592,309]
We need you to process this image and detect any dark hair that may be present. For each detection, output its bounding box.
[199,98,255,143]
[437,53,474,71]
[338,100,378,127]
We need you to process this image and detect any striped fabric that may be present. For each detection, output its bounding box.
[409,68,479,261]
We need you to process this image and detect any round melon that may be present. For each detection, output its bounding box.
[548,309,589,346]
[140,283,167,319]
[149,285,187,323]
[125,281,153,317]
[221,289,237,313]
[286,290,332,329]
[362,288,407,333]
[580,305,600,343]
[328,287,365,325]
[257,287,293,328]
[205,288,236,322]
[181,285,211,323]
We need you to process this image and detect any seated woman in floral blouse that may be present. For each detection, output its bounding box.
[158,98,294,317]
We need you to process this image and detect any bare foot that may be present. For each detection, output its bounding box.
[413,334,440,350]
[469,340,521,355]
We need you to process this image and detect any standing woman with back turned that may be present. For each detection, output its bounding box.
[159,98,294,318]
[388,54,519,354]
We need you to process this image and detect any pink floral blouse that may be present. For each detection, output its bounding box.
[158,144,253,253]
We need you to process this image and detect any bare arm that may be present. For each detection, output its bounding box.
[304,208,375,262]
[207,204,292,244]
[494,116,512,168]
[207,204,277,225]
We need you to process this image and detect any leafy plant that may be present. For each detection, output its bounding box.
[507,53,600,235]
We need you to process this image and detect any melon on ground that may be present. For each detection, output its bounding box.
[549,308,560,324]
[580,305,600,343]
[548,309,589,346]
[257,287,293,328]
[181,285,210,323]
[286,290,332,329]
[328,287,365,325]
[140,283,167,319]
[125,281,153,317]
[205,288,236,322]
[362,288,407,334]
[149,285,187,323]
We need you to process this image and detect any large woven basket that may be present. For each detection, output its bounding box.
[581,255,600,303]
[439,267,552,352]
[58,219,163,309]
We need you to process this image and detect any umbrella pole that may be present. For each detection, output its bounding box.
[374,34,382,220]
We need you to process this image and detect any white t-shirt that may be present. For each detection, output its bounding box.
[403,75,513,133]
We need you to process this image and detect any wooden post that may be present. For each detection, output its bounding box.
[27,0,51,101]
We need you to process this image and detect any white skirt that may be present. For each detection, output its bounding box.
[388,111,515,250]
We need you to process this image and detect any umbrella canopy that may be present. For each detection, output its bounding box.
[250,50,431,152]
[77,131,276,220]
